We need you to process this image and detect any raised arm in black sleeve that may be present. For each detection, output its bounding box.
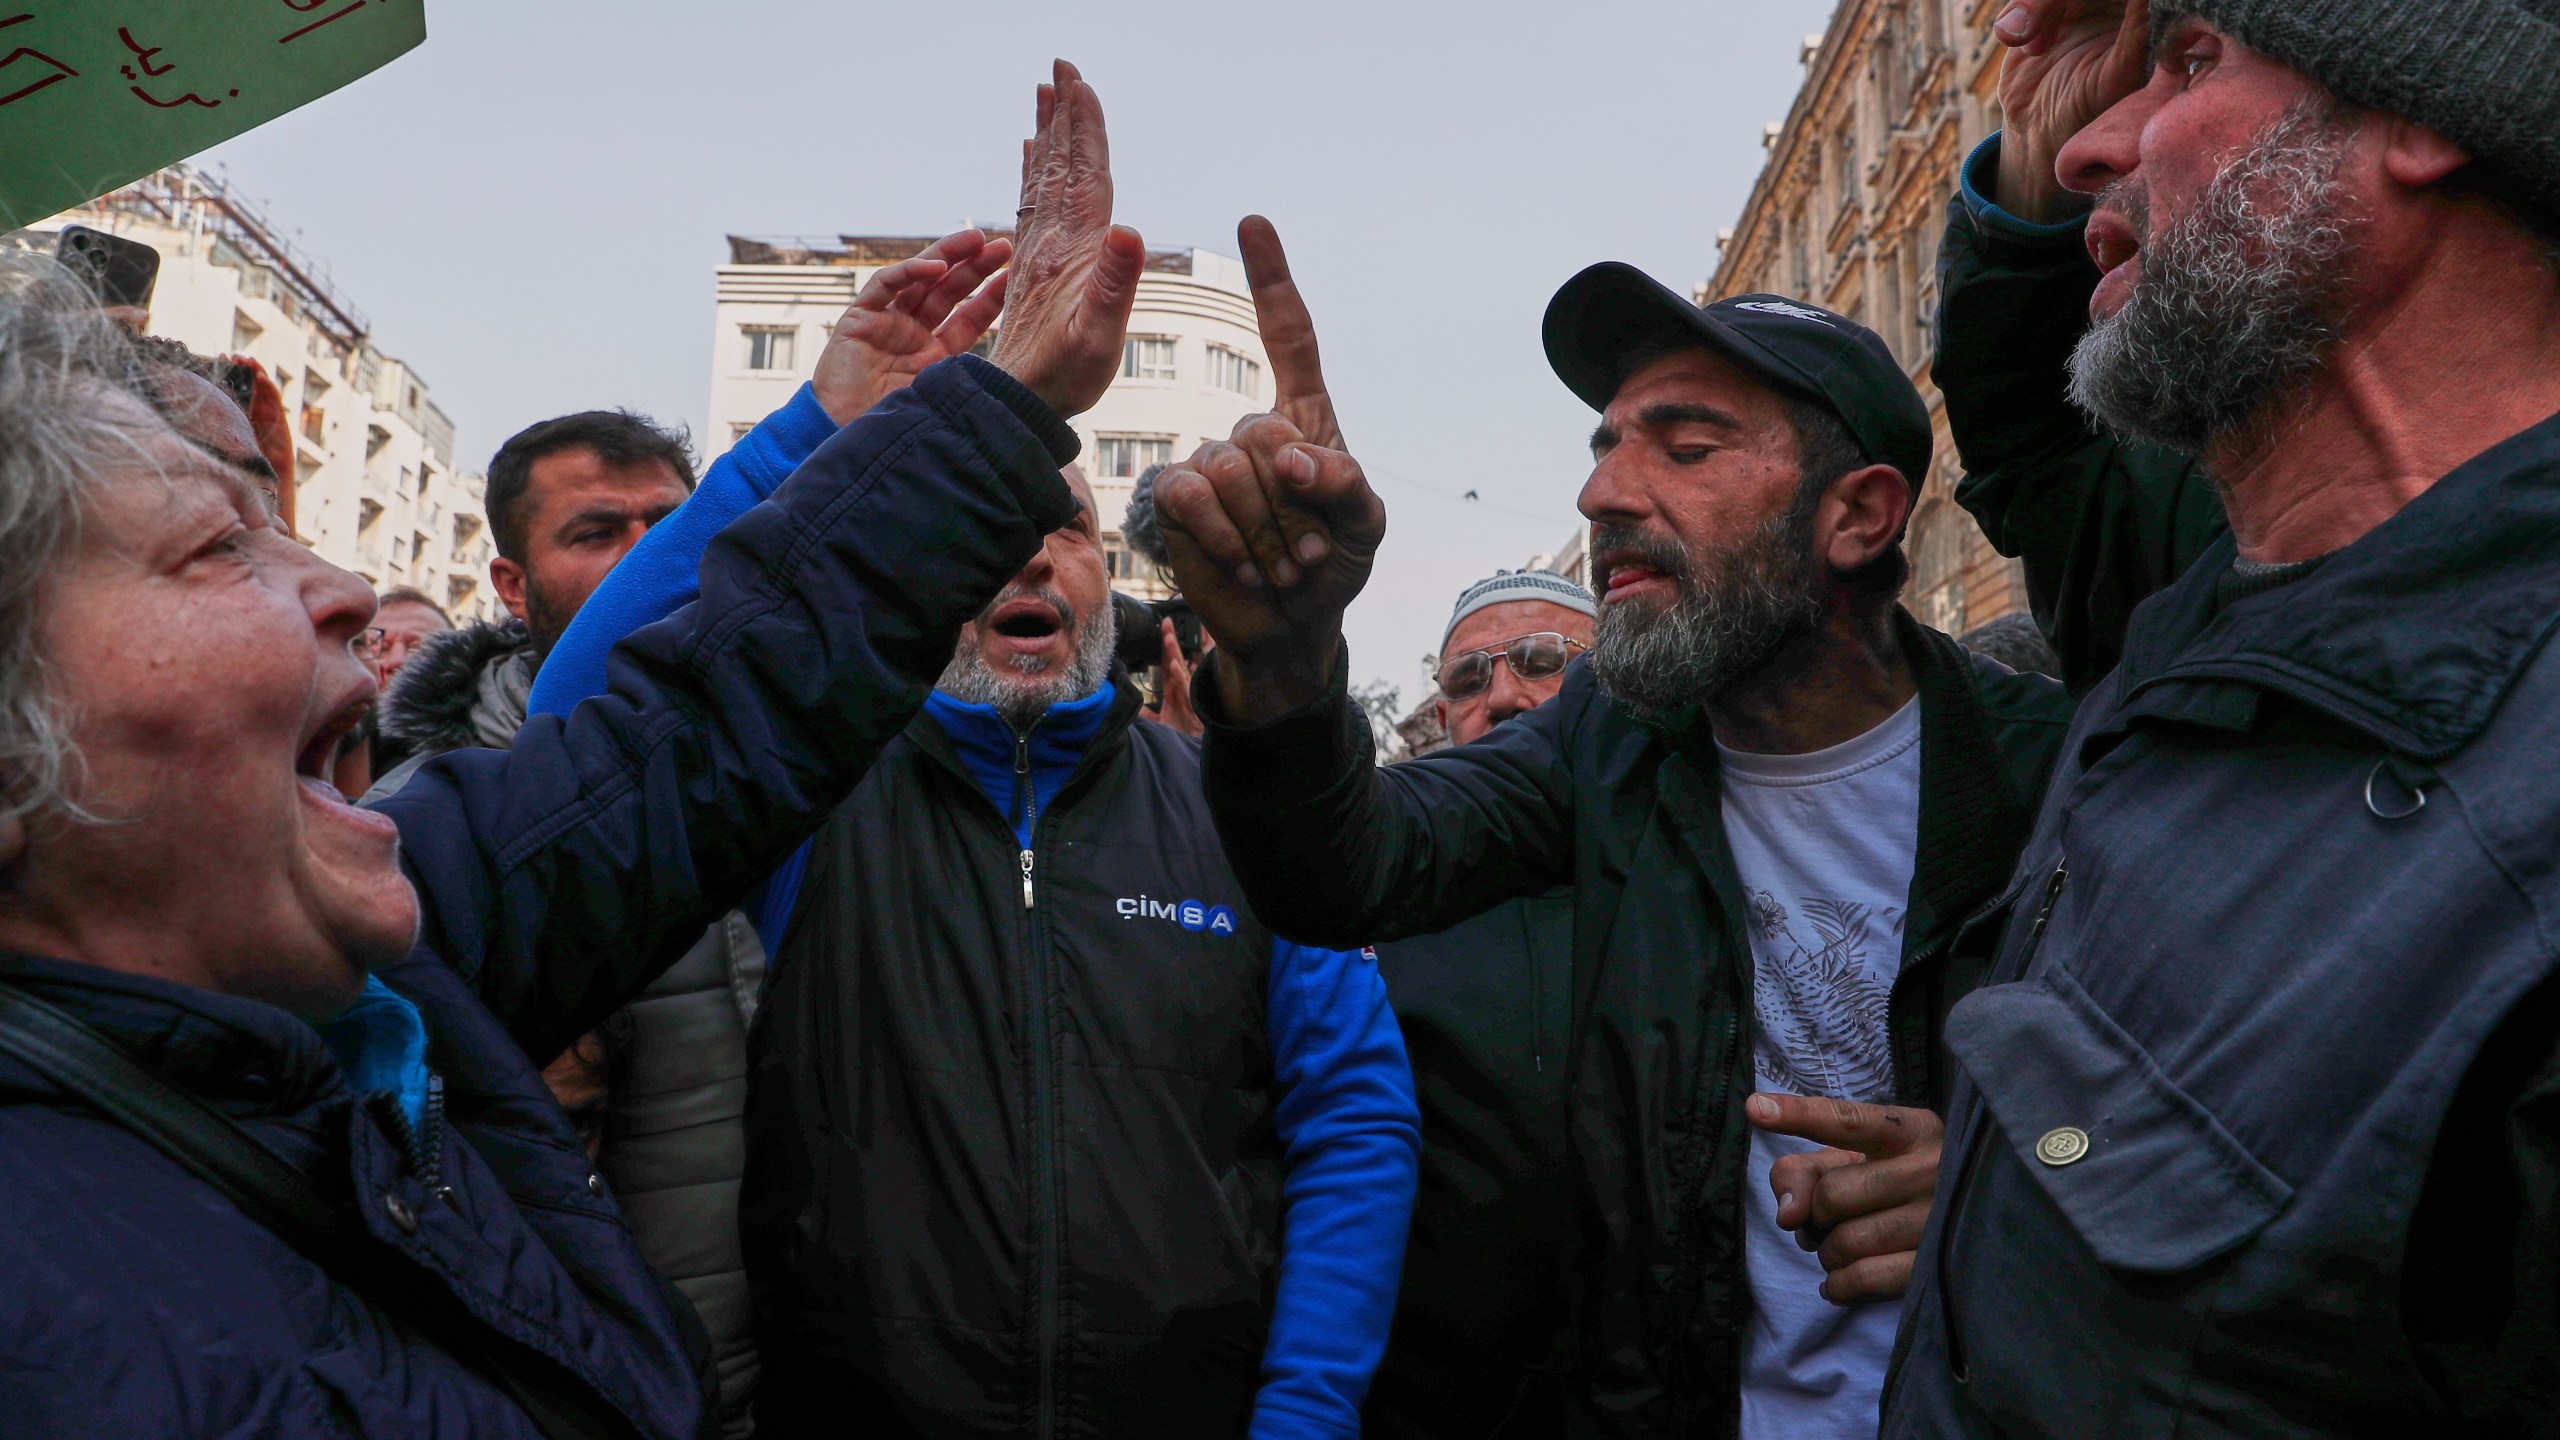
[1197,647,1584,950]
[1936,134,2228,695]
[379,355,1082,1062]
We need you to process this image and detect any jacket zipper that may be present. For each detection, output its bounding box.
[376,1073,451,1200]
[1013,721,1064,1440]
[1938,857,2067,1382]
[1017,735,1037,909]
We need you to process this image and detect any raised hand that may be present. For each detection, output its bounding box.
[1148,618,1205,738]
[810,229,1012,424]
[1747,1092,1947,1304]
[1992,0,2153,223]
[988,59,1148,419]
[1154,216,1386,726]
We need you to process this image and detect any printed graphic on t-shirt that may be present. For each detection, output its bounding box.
[1747,889,1904,1103]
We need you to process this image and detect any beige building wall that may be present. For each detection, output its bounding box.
[19,166,500,622]
[707,234,1272,600]
[1707,0,2025,640]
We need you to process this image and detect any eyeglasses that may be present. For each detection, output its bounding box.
[355,627,424,666]
[1436,632,1586,701]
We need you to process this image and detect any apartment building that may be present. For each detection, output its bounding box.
[1707,0,2026,639]
[709,233,1273,600]
[21,165,499,620]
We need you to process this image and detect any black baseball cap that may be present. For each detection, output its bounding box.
[1541,262,1931,494]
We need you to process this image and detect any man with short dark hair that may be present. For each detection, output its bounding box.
[1885,0,2560,1433]
[1151,218,2077,1433]
[367,409,693,800]
[485,410,698,659]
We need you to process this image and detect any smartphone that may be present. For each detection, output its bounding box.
[55,225,162,311]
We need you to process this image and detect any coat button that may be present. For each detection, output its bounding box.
[2035,1126,2091,1167]
[383,1194,420,1233]
[586,1173,605,1197]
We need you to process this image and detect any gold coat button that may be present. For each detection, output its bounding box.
[2036,1126,2091,1166]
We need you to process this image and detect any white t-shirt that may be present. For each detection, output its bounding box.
[1716,696,1922,1440]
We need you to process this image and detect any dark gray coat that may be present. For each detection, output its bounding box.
[1886,412,2560,1437]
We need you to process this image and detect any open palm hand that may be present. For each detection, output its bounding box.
[810,229,1013,424]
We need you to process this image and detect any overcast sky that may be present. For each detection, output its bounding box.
[198,0,1838,701]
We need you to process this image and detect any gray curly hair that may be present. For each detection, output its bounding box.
[0,254,160,834]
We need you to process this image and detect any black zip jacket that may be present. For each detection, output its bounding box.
[1199,612,2073,1435]
[743,682,1414,1438]
[1887,411,2560,1439]
[1366,891,1577,1439]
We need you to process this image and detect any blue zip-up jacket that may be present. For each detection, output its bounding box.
[530,386,1419,1438]
[0,355,1078,1439]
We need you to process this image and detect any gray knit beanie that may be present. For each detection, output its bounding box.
[2155,0,2560,215]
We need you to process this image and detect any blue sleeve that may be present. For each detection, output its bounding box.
[1958,132,2091,242]
[527,382,839,719]
[523,382,839,948]
[377,356,1080,1064]
[1252,938,1421,1440]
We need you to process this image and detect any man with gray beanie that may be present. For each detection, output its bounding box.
[1364,569,1593,1439]
[1885,1,2560,1435]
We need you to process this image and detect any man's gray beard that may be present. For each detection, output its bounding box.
[2066,100,2358,458]
[1585,504,1828,718]
[935,590,1117,731]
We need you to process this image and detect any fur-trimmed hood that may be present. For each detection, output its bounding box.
[378,617,537,757]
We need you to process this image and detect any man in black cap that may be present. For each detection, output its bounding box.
[1149,217,2076,1435]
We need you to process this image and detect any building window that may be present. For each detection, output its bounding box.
[1207,345,1261,398]
[730,421,756,444]
[743,325,797,371]
[1121,336,1176,381]
[1102,533,1157,583]
[1094,434,1174,479]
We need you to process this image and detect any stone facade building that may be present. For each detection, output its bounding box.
[1706,0,2025,638]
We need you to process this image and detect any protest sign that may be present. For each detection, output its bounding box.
[0,2,424,229]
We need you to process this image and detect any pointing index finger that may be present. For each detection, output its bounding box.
[1237,215,1341,450]
[1746,1092,1936,1157]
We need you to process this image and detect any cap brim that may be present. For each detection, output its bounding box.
[1542,262,1825,414]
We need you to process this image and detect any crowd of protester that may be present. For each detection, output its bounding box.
[2,0,2557,1435]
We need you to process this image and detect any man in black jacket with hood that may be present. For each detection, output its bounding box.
[1150,219,2075,1435]
[1883,1,2560,1434]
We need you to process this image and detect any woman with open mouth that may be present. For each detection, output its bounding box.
[0,58,1142,1440]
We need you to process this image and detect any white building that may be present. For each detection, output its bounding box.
[16,166,499,621]
[708,233,1272,598]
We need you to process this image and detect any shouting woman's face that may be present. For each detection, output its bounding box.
[1,386,416,1017]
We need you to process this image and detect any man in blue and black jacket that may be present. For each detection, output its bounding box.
[530,349,1420,1439]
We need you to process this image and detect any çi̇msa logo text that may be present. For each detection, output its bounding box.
[1117,895,1240,935]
